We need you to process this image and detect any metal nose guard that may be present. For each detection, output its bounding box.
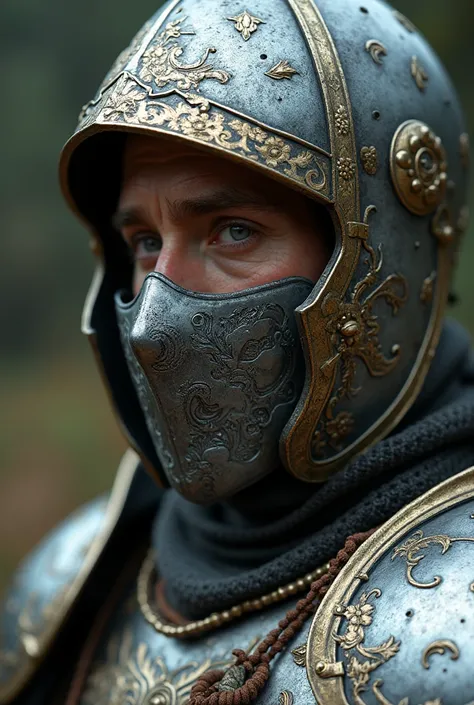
[115,273,313,504]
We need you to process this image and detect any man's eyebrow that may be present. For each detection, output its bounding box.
[166,189,281,220]
[112,207,145,232]
[112,189,281,232]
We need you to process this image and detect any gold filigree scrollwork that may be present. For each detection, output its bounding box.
[139,16,231,91]
[227,10,264,40]
[420,271,436,304]
[331,589,402,703]
[291,643,307,666]
[312,207,408,457]
[322,584,470,705]
[422,640,460,670]
[98,76,328,194]
[82,628,234,705]
[265,60,299,81]
[392,528,474,590]
[365,40,387,65]
[391,121,448,216]
[337,156,356,182]
[361,146,378,175]
[334,105,350,136]
[279,691,294,705]
[411,55,429,92]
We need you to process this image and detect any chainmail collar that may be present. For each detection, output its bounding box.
[153,318,474,620]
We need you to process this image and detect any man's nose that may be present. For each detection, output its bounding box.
[154,241,204,292]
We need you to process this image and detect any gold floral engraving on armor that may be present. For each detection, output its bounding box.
[138,17,231,91]
[336,157,356,182]
[265,60,299,81]
[97,75,328,194]
[365,40,387,65]
[334,105,350,137]
[460,133,470,170]
[391,121,448,216]
[227,10,264,40]
[82,628,234,705]
[420,271,436,304]
[393,10,416,33]
[291,643,307,666]
[360,146,378,175]
[392,528,474,590]
[422,639,460,669]
[330,589,402,703]
[312,207,408,457]
[411,55,429,92]
[279,691,294,705]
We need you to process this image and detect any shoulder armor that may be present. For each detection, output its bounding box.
[307,466,474,705]
[0,450,140,704]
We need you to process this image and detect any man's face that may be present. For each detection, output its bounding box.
[115,135,332,295]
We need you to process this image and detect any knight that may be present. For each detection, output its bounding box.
[1,0,474,703]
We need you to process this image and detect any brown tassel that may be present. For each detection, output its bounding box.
[189,530,374,705]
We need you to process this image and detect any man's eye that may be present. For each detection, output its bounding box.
[132,234,162,258]
[218,224,254,244]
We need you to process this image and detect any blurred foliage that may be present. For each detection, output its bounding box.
[0,0,473,591]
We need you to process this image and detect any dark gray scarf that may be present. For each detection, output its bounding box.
[154,318,474,620]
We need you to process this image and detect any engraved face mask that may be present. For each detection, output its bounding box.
[115,273,312,503]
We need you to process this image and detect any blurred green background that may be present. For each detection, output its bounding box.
[1,0,473,593]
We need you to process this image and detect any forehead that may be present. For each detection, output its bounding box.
[121,134,297,202]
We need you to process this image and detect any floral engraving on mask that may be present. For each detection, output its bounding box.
[139,17,231,91]
[182,305,297,478]
[91,75,329,195]
[312,208,408,458]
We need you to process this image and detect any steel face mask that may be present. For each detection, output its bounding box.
[115,273,313,504]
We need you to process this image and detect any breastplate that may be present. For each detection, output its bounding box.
[77,585,312,705]
[77,467,474,705]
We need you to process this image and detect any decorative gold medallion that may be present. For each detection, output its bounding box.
[390,120,448,216]
[360,146,378,175]
[411,55,429,92]
[227,10,264,40]
[365,40,387,65]
[265,60,299,80]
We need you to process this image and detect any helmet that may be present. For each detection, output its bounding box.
[59,0,469,496]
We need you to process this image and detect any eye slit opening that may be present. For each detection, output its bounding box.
[360,6,369,13]
[372,110,381,121]
[260,53,267,60]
